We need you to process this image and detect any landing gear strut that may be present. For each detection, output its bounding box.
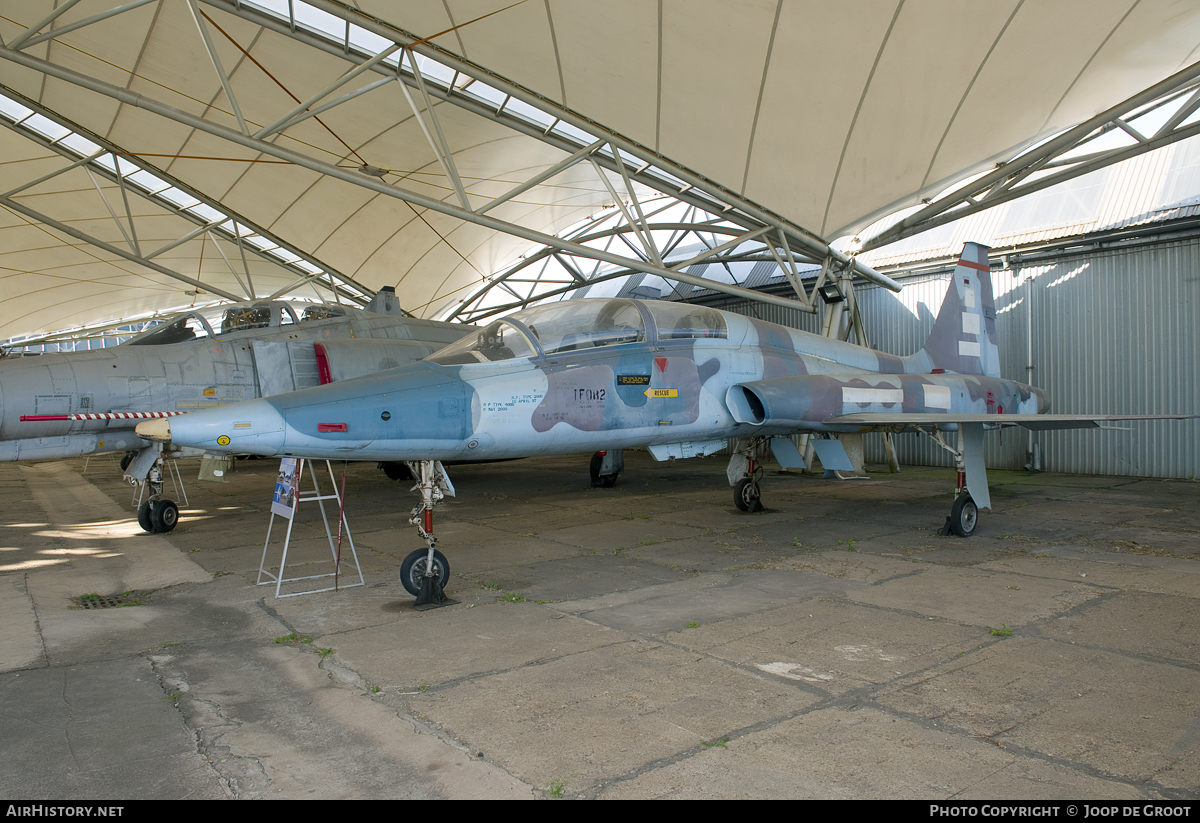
[132,452,179,534]
[403,460,455,605]
[918,426,983,537]
[727,438,765,512]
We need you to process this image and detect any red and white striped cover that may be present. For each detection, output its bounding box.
[19,411,187,422]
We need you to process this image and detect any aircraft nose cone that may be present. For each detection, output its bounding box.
[135,417,171,441]
[144,399,287,455]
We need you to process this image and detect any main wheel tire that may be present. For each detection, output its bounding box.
[734,478,763,512]
[150,499,179,533]
[137,502,154,533]
[120,451,136,472]
[381,462,412,481]
[400,548,450,596]
[589,453,618,487]
[949,495,978,537]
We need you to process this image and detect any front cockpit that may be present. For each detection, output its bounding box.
[426,298,728,365]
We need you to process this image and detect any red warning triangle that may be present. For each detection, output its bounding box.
[655,356,667,373]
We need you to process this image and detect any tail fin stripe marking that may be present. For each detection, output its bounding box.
[959,259,989,272]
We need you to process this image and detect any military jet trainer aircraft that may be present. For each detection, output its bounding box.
[136,244,1194,599]
[2,289,471,533]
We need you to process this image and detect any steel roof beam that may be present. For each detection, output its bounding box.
[0,49,827,312]
[0,85,372,305]
[290,0,890,286]
[0,193,245,302]
[0,0,899,320]
[11,0,152,51]
[861,59,1200,251]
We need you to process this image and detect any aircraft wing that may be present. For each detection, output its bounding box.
[825,413,1198,431]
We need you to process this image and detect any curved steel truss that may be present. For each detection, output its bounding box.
[0,0,898,321]
[859,60,1200,251]
[0,85,373,307]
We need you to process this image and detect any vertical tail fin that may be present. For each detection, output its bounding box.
[918,242,1000,377]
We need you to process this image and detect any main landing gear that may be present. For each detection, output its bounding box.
[589,449,623,487]
[917,426,985,538]
[948,492,978,537]
[728,438,765,512]
[401,460,455,606]
[132,452,179,534]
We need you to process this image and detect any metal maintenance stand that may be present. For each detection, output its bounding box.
[257,458,363,598]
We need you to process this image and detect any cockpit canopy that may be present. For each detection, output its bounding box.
[427,299,726,365]
[123,301,347,346]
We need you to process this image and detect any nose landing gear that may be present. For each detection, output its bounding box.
[403,460,455,606]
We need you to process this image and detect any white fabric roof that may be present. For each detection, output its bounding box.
[2,0,1200,337]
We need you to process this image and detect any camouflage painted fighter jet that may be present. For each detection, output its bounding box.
[136,244,1193,600]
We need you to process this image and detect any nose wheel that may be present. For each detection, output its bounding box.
[400,548,451,596]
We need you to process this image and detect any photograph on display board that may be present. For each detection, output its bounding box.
[271,458,300,519]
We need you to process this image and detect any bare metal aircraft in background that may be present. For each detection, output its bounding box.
[137,244,1194,600]
[2,288,471,532]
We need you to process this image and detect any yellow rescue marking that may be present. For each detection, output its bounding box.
[203,389,217,397]
[217,435,230,445]
[644,388,678,398]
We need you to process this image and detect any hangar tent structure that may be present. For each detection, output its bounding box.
[2,0,1200,338]
[0,1,1197,477]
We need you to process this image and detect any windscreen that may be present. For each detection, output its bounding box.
[124,313,214,346]
[427,320,537,365]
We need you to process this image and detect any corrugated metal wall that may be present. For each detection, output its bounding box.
[714,236,1200,479]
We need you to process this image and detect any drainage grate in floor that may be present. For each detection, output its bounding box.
[76,592,141,609]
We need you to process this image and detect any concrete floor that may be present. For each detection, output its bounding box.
[1,451,1197,799]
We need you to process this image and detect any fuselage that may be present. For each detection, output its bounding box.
[147,298,1047,462]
